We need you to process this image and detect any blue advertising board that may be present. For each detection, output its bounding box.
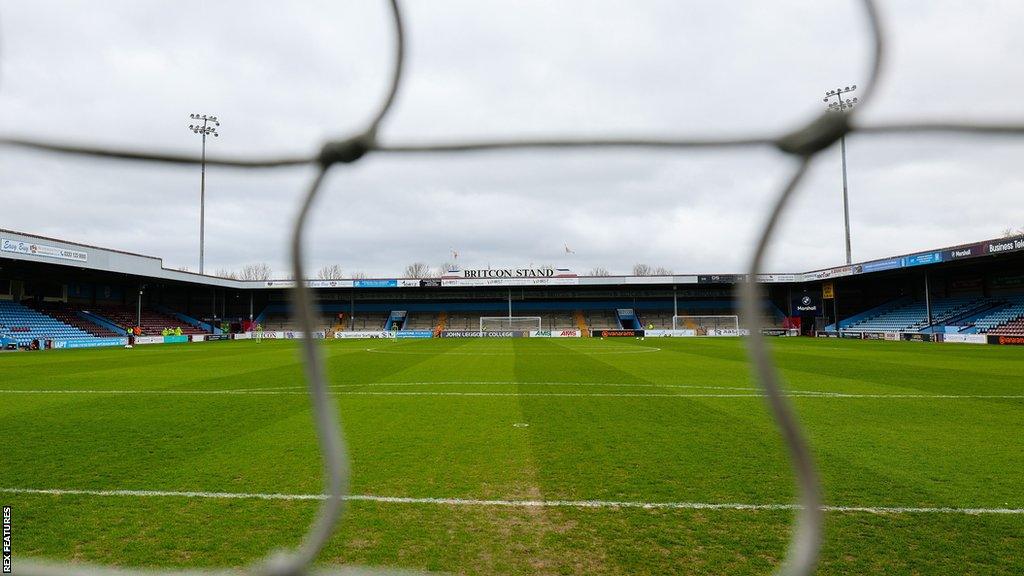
[53,337,128,349]
[859,258,902,273]
[354,279,398,288]
[901,252,943,267]
[396,330,433,339]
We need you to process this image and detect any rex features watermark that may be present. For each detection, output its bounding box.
[2,506,10,574]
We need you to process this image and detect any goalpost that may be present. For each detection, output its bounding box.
[479,316,542,334]
[672,315,740,335]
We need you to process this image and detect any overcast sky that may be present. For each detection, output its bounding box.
[1,0,1022,278]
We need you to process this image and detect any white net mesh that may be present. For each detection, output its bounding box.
[672,315,740,335]
[479,316,541,333]
[7,0,1022,574]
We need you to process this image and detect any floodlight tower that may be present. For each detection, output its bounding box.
[188,113,220,274]
[823,85,858,265]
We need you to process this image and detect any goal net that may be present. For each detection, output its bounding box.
[672,315,740,335]
[479,316,542,334]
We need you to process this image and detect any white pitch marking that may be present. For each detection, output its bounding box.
[364,347,661,356]
[0,389,1021,399]
[2,487,1020,516]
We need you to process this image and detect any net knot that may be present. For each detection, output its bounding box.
[318,135,373,167]
[776,113,851,157]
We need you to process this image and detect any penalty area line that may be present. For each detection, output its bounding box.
[1,487,1021,516]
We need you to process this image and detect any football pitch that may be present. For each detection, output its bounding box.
[2,337,1023,575]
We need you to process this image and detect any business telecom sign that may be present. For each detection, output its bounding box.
[986,236,1024,255]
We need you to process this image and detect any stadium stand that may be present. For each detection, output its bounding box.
[443,312,482,331]
[0,301,98,346]
[263,310,338,332]
[844,296,989,333]
[347,312,389,332]
[976,294,1024,335]
[31,303,120,337]
[403,312,438,331]
[85,306,207,336]
[585,310,620,330]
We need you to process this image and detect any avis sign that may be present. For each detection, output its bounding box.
[529,329,581,338]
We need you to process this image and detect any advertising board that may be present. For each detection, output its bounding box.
[334,331,395,339]
[233,332,251,340]
[884,332,900,341]
[440,330,529,338]
[985,236,1024,255]
[988,334,1024,346]
[396,330,433,339]
[134,336,164,345]
[529,329,582,338]
[860,258,901,273]
[163,335,189,344]
[942,334,987,344]
[645,329,697,337]
[901,252,943,267]
[1,237,88,263]
[901,333,934,342]
[354,279,398,288]
[52,337,128,349]
[592,329,643,338]
[705,329,745,337]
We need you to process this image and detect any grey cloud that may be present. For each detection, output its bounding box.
[1,1,1022,278]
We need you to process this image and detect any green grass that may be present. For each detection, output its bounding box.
[2,337,1023,574]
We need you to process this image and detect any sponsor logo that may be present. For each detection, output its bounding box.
[596,330,642,338]
[529,329,582,338]
[987,237,1024,254]
[997,335,1024,346]
[901,252,943,267]
[396,330,433,339]
[863,332,885,340]
[53,337,129,349]
[705,329,746,337]
[943,334,986,344]
[334,331,394,339]
[354,279,398,288]
[1,238,88,263]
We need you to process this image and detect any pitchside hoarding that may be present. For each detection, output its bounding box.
[334,331,395,339]
[988,335,1024,346]
[529,330,582,338]
[396,330,433,339]
[440,330,529,338]
[52,337,127,349]
[592,329,643,337]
